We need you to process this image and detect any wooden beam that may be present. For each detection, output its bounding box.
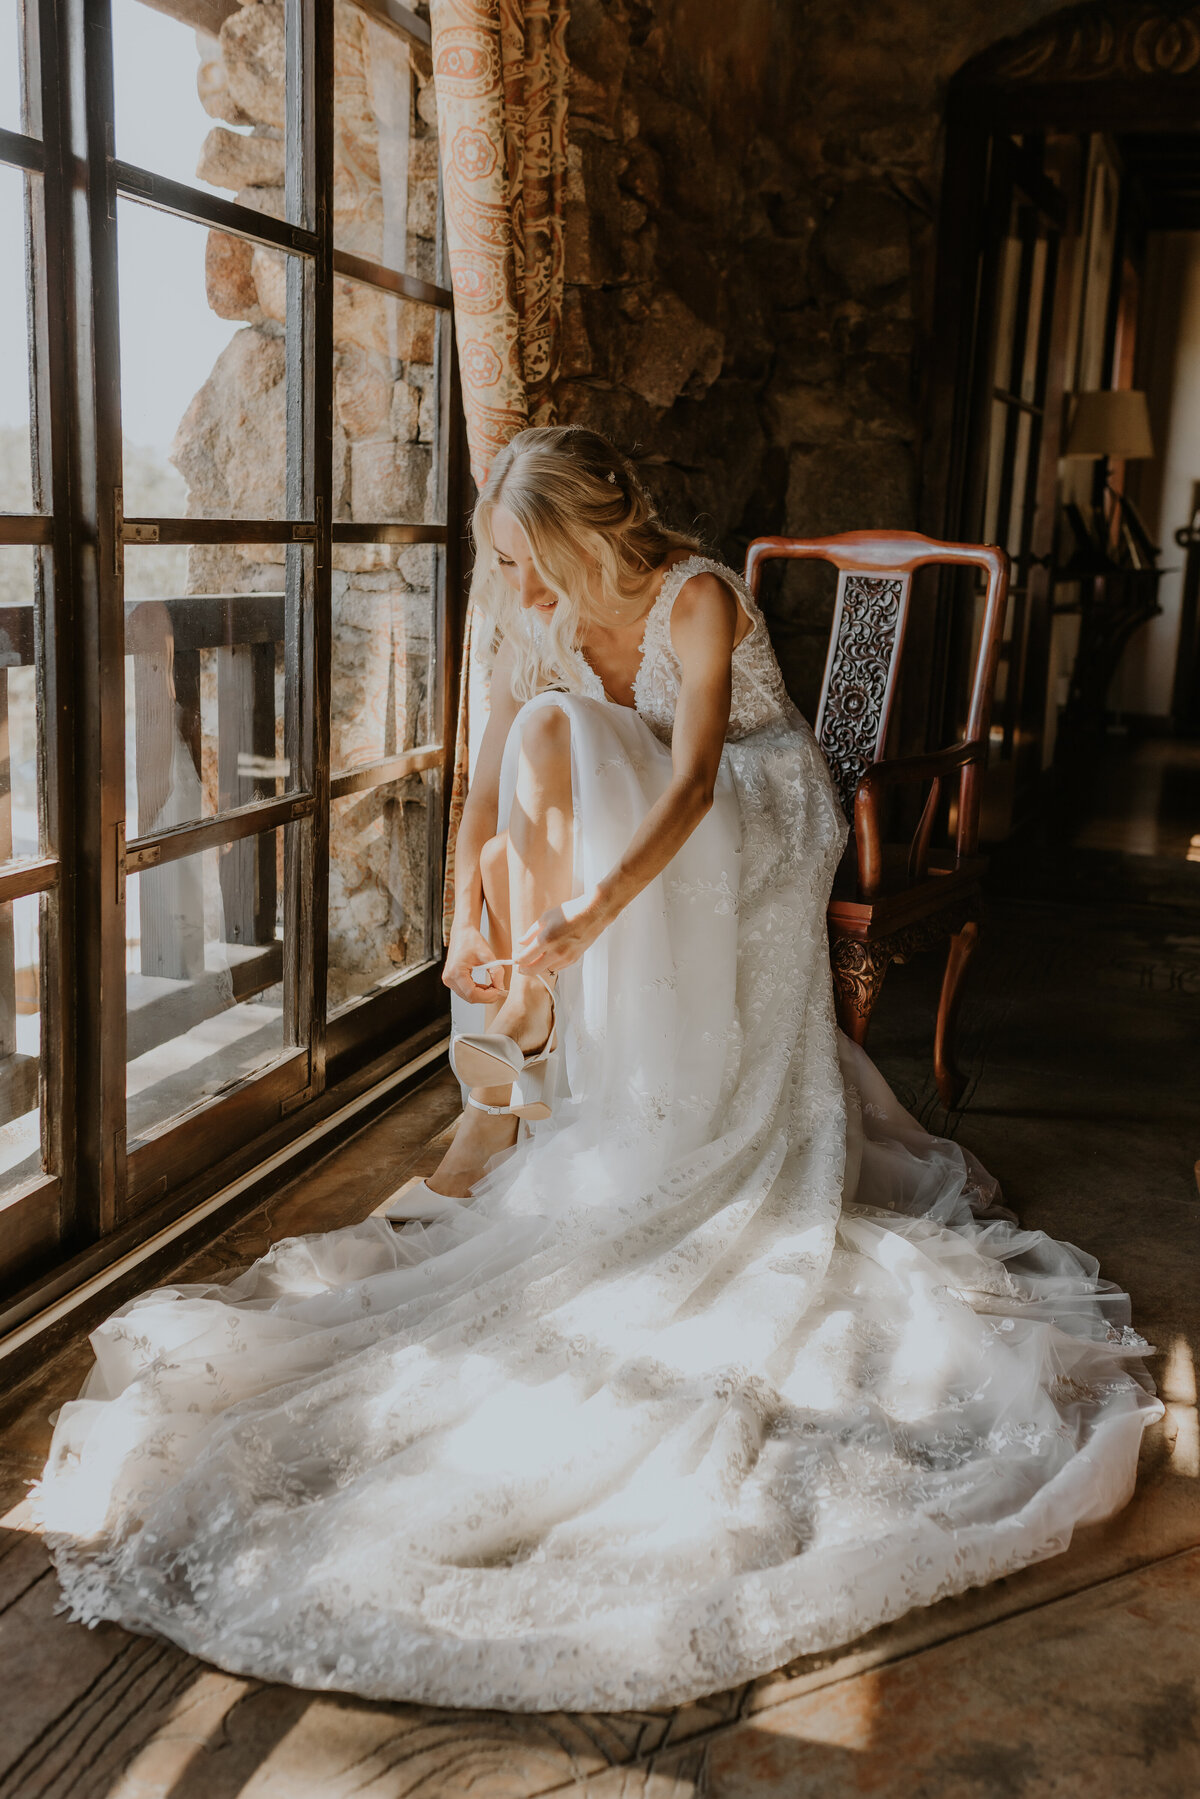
[133,0,239,36]
[0,516,52,544]
[123,517,315,544]
[330,744,442,799]
[332,247,451,312]
[332,521,447,544]
[0,124,43,172]
[350,0,431,49]
[127,792,315,875]
[114,162,318,256]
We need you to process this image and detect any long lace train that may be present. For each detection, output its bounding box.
[35,692,1161,1711]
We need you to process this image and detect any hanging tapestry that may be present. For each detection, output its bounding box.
[430,0,570,941]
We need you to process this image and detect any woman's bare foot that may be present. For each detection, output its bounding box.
[431,977,556,1199]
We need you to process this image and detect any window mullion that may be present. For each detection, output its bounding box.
[280,0,334,1099]
[61,0,129,1232]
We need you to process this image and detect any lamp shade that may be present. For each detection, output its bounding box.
[1064,389,1155,460]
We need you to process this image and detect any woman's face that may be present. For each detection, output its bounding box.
[490,506,559,617]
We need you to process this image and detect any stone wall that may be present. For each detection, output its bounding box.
[555,0,1066,715]
[177,0,442,1003]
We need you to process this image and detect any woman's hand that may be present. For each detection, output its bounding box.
[515,888,615,974]
[443,921,509,1003]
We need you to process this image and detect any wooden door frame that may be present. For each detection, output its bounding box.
[920,2,1200,805]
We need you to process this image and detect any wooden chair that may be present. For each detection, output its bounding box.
[744,531,1009,1107]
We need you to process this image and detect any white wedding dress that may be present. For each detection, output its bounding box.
[37,555,1161,1712]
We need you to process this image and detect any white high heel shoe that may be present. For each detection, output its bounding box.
[380,1178,462,1222]
[451,959,560,1122]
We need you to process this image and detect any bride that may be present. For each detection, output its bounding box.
[37,425,1161,1713]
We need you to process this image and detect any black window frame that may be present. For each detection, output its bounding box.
[0,0,464,1311]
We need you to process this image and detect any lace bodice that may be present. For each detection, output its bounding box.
[575,555,792,744]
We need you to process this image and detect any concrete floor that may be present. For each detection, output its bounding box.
[1,800,1198,1795]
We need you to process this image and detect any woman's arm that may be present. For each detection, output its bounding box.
[518,573,738,972]
[442,636,523,1000]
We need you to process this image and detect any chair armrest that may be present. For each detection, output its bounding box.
[853,741,987,898]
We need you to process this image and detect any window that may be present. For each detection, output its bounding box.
[0,0,462,1301]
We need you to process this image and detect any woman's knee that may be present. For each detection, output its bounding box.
[518,700,572,765]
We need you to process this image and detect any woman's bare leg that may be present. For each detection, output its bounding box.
[432,705,573,1196]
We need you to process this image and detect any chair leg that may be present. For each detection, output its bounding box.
[934,919,980,1108]
[831,939,892,1046]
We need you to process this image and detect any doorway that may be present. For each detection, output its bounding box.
[926,4,1200,864]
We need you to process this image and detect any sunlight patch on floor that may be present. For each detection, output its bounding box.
[1162,1334,1198,1478]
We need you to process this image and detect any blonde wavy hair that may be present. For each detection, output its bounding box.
[470,425,706,702]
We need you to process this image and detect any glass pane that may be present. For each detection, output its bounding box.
[331,563,435,773]
[334,279,440,524]
[0,162,34,512]
[0,545,42,857]
[0,889,42,1193]
[335,11,437,281]
[118,197,297,518]
[127,825,290,1141]
[113,0,296,220]
[0,0,23,134]
[125,543,301,838]
[328,777,435,1010]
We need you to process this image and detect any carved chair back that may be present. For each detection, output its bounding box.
[745,531,1009,860]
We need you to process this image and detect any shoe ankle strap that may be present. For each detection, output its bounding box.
[465,1092,520,1116]
[470,957,556,1001]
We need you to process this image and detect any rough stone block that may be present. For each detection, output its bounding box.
[396,544,434,589]
[172,328,287,520]
[390,377,421,444]
[569,68,620,131]
[817,184,911,297]
[250,244,287,324]
[221,2,286,130]
[196,125,285,192]
[617,137,663,209]
[236,182,286,222]
[785,439,917,539]
[408,176,438,242]
[333,279,434,363]
[406,233,437,283]
[332,542,395,575]
[846,353,916,439]
[635,88,732,222]
[567,0,631,117]
[765,379,853,447]
[335,348,394,440]
[197,44,253,127]
[622,289,724,410]
[619,221,659,286]
[205,229,260,322]
[560,287,595,380]
[409,135,439,181]
[416,73,438,128]
[350,440,431,522]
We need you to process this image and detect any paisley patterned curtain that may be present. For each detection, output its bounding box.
[430,0,570,941]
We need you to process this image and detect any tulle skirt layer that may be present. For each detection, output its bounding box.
[36,696,1161,1711]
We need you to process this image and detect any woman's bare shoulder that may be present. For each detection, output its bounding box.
[669,568,739,634]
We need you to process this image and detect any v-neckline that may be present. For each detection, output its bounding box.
[579,556,691,711]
